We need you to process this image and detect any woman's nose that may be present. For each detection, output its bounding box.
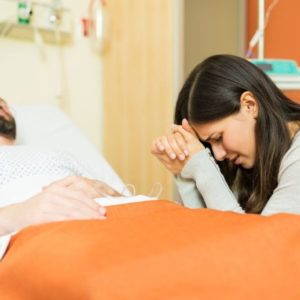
[212,144,227,161]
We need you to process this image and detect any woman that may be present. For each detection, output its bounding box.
[152,54,300,215]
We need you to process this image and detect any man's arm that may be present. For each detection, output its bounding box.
[0,204,19,236]
[0,176,107,237]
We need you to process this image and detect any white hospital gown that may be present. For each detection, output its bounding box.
[0,145,90,186]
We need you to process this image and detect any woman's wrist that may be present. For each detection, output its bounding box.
[181,148,211,179]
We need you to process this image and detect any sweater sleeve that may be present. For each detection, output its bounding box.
[262,133,300,216]
[180,148,245,213]
[174,175,206,208]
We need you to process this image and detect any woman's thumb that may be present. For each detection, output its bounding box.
[182,118,194,133]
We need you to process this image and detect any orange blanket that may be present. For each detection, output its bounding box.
[1,200,300,299]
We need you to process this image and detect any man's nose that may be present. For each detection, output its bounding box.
[0,103,12,120]
[212,144,227,161]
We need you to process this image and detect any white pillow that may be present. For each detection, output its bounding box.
[12,104,126,192]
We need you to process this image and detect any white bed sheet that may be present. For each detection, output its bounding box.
[0,104,159,260]
[0,175,156,260]
[0,104,129,260]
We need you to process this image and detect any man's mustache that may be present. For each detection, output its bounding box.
[0,116,16,140]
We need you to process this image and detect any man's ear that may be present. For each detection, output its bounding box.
[240,91,258,118]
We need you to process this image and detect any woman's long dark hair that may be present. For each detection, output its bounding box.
[175,54,300,213]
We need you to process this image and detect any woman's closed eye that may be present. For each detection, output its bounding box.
[212,136,223,144]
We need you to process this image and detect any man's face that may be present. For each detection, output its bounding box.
[0,98,16,141]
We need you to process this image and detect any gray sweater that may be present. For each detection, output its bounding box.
[175,131,300,215]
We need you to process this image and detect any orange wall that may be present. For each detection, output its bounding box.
[247,0,300,102]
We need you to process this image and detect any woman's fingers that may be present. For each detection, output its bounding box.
[152,135,188,161]
[173,132,189,157]
[159,136,176,160]
[151,119,208,175]
[151,138,164,154]
[151,128,204,174]
[153,150,186,175]
[152,120,205,165]
[155,138,166,152]
[166,135,187,161]
[172,124,196,143]
[181,118,195,133]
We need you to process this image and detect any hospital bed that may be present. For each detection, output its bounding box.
[12,104,154,205]
[13,104,125,188]
[0,104,128,261]
[1,106,300,299]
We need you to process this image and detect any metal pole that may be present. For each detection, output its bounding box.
[258,0,265,59]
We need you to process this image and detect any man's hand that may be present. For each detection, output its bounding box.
[1,176,113,235]
[56,176,123,198]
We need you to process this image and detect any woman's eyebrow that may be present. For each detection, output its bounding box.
[200,134,214,142]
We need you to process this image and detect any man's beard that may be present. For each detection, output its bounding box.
[0,115,16,140]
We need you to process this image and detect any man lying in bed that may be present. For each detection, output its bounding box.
[0,97,120,238]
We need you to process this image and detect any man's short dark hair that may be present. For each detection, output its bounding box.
[0,97,16,140]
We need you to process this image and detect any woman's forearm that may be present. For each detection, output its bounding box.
[181,149,245,213]
[175,175,206,208]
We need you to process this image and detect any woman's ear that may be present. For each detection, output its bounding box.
[240,91,258,119]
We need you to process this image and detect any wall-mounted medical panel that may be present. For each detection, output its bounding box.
[0,0,73,45]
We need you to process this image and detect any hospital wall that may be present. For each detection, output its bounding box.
[102,0,246,198]
[184,0,245,77]
[247,0,300,103]
[102,0,178,198]
[0,0,103,149]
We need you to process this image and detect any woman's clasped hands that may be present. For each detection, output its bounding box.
[151,119,204,175]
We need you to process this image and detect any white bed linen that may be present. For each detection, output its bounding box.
[0,104,129,260]
[0,175,156,260]
[0,175,62,260]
